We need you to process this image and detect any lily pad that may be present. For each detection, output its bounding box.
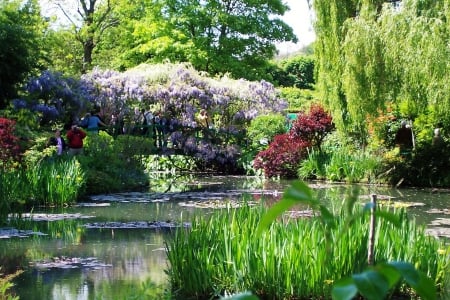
[83,221,189,229]
[425,227,450,239]
[376,200,426,208]
[426,208,450,215]
[31,257,112,270]
[0,228,47,239]
[16,213,95,221]
[178,199,258,209]
[428,218,450,226]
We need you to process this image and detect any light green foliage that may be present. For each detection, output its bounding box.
[314,0,450,143]
[78,131,154,194]
[280,87,318,111]
[247,113,287,150]
[167,184,447,299]
[298,146,382,183]
[90,0,297,80]
[0,269,22,300]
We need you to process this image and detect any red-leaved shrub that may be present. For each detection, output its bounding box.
[290,104,334,151]
[254,104,334,178]
[0,118,21,169]
[253,133,310,178]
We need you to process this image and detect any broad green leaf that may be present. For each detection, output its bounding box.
[373,263,402,288]
[332,277,358,300]
[352,270,390,300]
[319,205,336,227]
[388,262,420,285]
[256,198,297,235]
[283,181,315,205]
[388,262,436,300]
[257,181,315,235]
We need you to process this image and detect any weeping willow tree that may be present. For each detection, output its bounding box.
[313,0,450,144]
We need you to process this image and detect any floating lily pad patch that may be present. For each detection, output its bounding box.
[88,190,275,204]
[376,200,426,208]
[360,194,396,201]
[285,210,316,219]
[83,221,190,229]
[426,208,450,215]
[15,213,95,221]
[0,228,47,239]
[31,257,112,270]
[75,203,111,207]
[178,199,258,209]
[425,227,450,239]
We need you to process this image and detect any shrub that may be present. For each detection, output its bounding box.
[247,113,287,151]
[290,104,334,151]
[254,104,334,178]
[254,133,310,178]
[0,118,21,169]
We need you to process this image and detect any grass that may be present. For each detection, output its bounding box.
[166,204,449,299]
[0,158,85,214]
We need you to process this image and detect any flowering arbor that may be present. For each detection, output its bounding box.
[18,63,287,172]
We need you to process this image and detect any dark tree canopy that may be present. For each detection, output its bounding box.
[0,0,45,108]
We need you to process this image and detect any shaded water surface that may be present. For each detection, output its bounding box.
[1,176,448,300]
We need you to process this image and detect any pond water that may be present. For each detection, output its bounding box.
[1,176,449,300]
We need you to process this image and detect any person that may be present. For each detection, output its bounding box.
[432,128,444,147]
[66,124,87,155]
[197,109,212,139]
[47,129,66,155]
[142,108,154,137]
[84,112,107,134]
[395,120,413,156]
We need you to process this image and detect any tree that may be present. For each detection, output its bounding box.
[0,0,46,108]
[49,0,118,73]
[312,0,450,144]
[161,0,297,80]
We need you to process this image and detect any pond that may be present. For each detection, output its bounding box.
[1,176,449,299]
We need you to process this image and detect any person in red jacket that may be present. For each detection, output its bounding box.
[66,124,87,155]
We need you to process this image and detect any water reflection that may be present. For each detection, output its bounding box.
[1,176,448,300]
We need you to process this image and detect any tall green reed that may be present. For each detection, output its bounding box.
[299,147,382,183]
[166,201,447,299]
[26,158,85,206]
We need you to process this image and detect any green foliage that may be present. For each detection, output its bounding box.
[247,114,287,151]
[314,0,450,144]
[0,0,47,108]
[381,141,450,187]
[299,146,382,183]
[279,87,318,112]
[78,132,154,194]
[0,269,22,300]
[166,185,447,299]
[87,0,297,80]
[277,55,315,89]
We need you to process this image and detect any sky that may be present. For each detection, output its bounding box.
[276,0,316,54]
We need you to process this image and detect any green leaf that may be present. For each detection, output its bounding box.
[332,277,358,300]
[319,205,336,227]
[373,263,402,288]
[388,262,420,285]
[352,270,390,300]
[388,262,436,300]
[283,180,315,204]
[374,211,401,227]
[256,181,315,235]
[256,198,297,235]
